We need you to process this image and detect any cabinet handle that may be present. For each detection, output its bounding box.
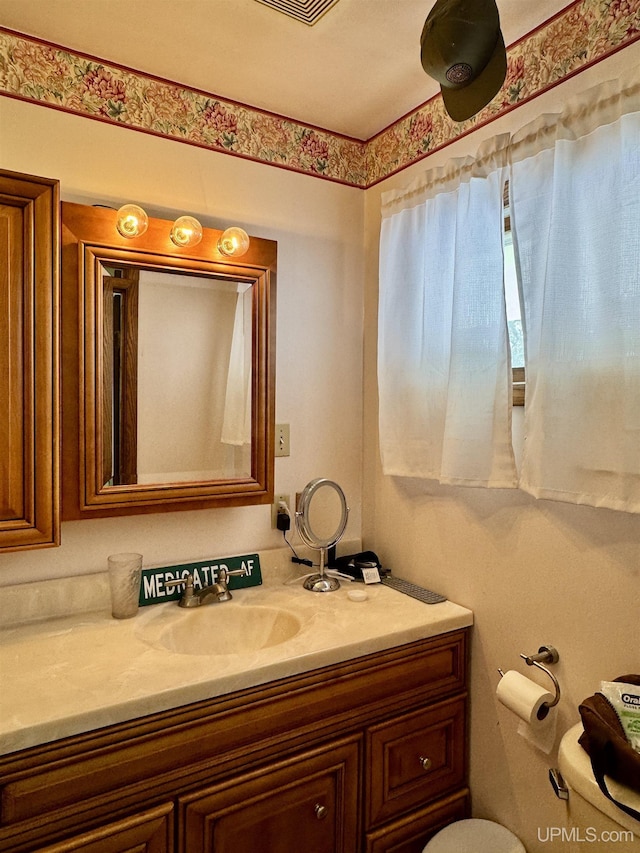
[419,755,432,771]
[315,803,328,820]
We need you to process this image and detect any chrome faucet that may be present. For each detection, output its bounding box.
[164,567,248,608]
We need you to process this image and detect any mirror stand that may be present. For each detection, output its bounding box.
[295,478,349,593]
[303,547,341,593]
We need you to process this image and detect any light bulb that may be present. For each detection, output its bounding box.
[116,204,148,239]
[218,226,250,257]
[170,215,203,248]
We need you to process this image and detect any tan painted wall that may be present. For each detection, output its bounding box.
[362,46,640,852]
[0,95,364,585]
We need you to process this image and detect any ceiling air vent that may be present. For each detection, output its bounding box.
[254,0,341,26]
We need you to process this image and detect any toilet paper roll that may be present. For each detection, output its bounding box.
[496,670,554,725]
[517,713,557,754]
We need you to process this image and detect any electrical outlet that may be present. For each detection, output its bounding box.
[271,493,291,528]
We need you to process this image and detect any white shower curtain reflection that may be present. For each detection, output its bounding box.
[221,284,252,458]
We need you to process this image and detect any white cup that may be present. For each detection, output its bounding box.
[107,552,143,619]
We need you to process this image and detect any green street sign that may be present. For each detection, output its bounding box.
[139,554,262,606]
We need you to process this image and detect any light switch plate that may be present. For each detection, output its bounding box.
[275,423,290,457]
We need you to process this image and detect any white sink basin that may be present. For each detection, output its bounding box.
[145,605,302,656]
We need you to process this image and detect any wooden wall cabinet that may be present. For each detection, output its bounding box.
[0,170,59,553]
[0,631,469,853]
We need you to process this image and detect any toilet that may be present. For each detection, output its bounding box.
[423,722,640,853]
[558,722,640,852]
[423,818,525,852]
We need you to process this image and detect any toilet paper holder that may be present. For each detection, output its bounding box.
[498,644,561,714]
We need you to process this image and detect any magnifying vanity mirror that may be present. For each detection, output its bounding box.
[295,479,349,592]
[61,202,276,518]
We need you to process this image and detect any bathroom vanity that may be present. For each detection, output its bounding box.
[0,577,472,852]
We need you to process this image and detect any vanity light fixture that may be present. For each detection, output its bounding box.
[218,226,250,257]
[170,215,203,248]
[115,204,149,239]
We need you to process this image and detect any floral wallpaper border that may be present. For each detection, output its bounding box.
[366,0,640,185]
[0,0,638,189]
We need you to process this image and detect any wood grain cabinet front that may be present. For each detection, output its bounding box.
[179,737,360,853]
[0,169,59,553]
[367,696,467,828]
[0,630,469,853]
[35,803,173,853]
[365,790,469,853]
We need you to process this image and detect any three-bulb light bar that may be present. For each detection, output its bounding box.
[115,203,250,257]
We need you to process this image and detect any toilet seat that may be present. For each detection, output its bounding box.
[423,818,526,853]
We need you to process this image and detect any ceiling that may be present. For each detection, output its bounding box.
[0,0,571,140]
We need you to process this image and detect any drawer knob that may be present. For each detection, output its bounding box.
[315,803,328,820]
[419,755,432,771]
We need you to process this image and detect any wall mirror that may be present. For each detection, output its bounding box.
[61,202,276,518]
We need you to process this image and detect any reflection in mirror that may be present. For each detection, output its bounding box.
[61,201,276,518]
[102,264,252,487]
[296,479,349,593]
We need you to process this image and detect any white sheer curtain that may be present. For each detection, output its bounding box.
[510,69,640,511]
[378,135,517,487]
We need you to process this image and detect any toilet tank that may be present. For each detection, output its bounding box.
[558,723,640,851]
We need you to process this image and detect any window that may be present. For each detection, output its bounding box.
[503,181,525,405]
[379,70,640,510]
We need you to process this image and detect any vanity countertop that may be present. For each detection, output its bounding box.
[0,568,472,757]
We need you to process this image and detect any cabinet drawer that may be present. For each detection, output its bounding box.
[366,789,469,853]
[179,736,360,853]
[367,696,466,827]
[36,803,173,853]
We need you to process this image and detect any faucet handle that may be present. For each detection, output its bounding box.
[214,566,248,601]
[164,573,193,591]
[164,573,198,606]
[218,566,248,584]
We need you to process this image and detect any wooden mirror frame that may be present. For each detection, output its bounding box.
[61,202,276,519]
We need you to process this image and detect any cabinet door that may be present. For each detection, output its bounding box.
[367,696,466,827]
[34,803,173,852]
[366,789,469,853]
[180,737,360,853]
[0,169,59,552]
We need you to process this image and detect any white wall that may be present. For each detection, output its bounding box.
[0,96,364,584]
[362,46,640,852]
[136,273,240,482]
